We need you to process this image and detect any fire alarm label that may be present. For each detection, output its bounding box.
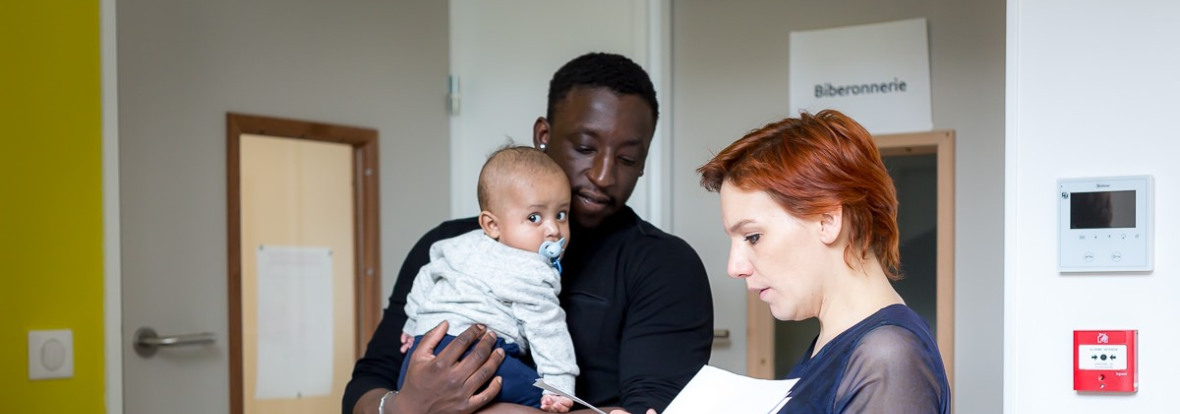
[1077,345,1127,371]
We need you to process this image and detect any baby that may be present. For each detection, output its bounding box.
[398,146,578,412]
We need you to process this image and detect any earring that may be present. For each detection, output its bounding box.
[539,143,547,151]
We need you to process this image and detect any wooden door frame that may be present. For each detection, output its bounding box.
[226,113,382,414]
[746,130,955,388]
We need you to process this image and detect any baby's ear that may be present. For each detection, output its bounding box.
[479,211,500,240]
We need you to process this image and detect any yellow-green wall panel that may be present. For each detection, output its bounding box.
[0,1,104,412]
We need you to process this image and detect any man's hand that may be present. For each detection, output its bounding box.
[391,321,506,414]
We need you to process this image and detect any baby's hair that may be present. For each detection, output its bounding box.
[477,146,566,211]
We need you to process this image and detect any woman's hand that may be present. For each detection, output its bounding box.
[391,321,507,414]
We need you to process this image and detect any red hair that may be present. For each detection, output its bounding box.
[698,110,901,280]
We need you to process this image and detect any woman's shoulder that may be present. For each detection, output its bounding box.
[835,322,950,413]
[841,306,948,394]
[861,304,932,334]
[814,305,941,374]
[851,325,934,363]
[850,305,938,357]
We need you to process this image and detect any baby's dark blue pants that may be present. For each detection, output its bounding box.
[397,334,543,408]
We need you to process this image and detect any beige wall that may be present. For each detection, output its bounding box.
[117,1,449,410]
[670,1,1005,413]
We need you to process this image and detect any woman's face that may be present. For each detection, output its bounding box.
[719,181,828,321]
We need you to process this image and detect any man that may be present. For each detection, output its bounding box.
[344,52,713,414]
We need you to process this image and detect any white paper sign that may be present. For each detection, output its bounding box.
[789,18,932,134]
[255,245,334,399]
[664,365,797,414]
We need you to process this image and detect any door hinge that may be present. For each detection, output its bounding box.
[447,75,461,116]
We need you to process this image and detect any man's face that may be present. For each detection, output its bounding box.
[534,87,655,228]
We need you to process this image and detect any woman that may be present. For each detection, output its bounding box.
[696,110,950,413]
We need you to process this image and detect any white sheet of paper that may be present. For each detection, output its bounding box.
[254,245,334,399]
[663,365,797,414]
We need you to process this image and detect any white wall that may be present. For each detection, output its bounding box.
[1005,0,1180,412]
[117,1,448,410]
[672,2,1005,413]
[447,0,653,221]
[119,1,450,307]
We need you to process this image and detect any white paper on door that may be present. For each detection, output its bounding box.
[255,245,334,399]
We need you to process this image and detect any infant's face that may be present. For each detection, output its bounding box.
[493,172,571,254]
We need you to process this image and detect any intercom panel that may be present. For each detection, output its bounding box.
[1058,176,1153,272]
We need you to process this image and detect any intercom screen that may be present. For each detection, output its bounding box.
[1070,190,1136,229]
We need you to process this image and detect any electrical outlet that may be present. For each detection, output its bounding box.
[29,329,73,380]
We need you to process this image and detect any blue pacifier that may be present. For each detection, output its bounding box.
[538,238,566,274]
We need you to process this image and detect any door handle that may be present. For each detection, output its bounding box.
[133,327,215,357]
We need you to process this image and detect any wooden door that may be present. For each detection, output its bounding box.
[227,114,381,414]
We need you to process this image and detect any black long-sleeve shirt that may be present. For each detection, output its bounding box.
[343,207,714,413]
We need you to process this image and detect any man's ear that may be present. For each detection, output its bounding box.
[479,210,500,240]
[818,206,844,245]
[533,117,550,150]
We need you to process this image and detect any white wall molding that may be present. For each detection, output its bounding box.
[1003,1,1020,413]
[645,0,673,231]
[101,0,123,411]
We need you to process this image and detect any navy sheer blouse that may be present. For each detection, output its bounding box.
[779,304,950,414]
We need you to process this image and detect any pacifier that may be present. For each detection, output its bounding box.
[538,238,566,273]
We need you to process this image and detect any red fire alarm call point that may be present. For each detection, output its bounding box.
[1073,330,1137,393]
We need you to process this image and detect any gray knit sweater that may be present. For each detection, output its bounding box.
[402,230,579,393]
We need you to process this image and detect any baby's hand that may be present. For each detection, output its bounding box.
[540,394,574,413]
[399,332,413,354]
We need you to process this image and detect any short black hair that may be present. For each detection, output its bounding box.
[546,52,659,125]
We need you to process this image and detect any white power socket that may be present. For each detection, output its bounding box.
[29,329,73,380]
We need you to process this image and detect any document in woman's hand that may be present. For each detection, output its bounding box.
[663,365,797,414]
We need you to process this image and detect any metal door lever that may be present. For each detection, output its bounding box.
[133,327,215,357]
